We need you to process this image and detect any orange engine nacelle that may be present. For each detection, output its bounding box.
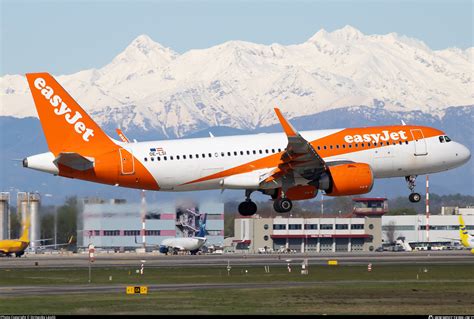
[285,185,318,200]
[325,163,374,196]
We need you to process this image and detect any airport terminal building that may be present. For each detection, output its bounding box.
[232,198,386,253]
[382,208,474,248]
[77,199,224,250]
[232,199,474,253]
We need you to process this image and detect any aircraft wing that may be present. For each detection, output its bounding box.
[53,152,94,171]
[260,108,327,188]
[35,236,74,249]
[438,237,462,242]
[116,128,131,143]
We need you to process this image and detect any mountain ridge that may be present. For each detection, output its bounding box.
[1,26,472,138]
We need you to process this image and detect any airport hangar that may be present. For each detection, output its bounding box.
[77,198,224,250]
[231,198,474,254]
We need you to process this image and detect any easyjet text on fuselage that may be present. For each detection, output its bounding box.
[344,130,408,144]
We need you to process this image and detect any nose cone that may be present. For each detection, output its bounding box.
[456,143,471,166]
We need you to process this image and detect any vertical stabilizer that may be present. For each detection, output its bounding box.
[25,73,117,156]
[19,219,30,243]
[196,214,207,238]
[459,215,470,248]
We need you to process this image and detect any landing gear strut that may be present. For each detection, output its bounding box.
[405,175,421,203]
[238,190,257,216]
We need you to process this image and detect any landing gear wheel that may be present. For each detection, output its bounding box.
[238,201,257,216]
[409,193,421,203]
[273,198,293,213]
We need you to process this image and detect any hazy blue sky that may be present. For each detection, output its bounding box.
[1,0,472,75]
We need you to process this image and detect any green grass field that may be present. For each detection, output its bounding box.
[1,264,473,315]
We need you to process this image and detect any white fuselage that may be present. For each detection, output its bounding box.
[119,129,470,191]
[161,237,207,251]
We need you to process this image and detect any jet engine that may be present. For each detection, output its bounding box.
[312,163,374,196]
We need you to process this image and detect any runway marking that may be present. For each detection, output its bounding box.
[2,279,474,296]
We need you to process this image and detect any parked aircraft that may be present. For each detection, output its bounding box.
[458,215,474,254]
[0,219,73,257]
[22,73,471,216]
[159,214,207,255]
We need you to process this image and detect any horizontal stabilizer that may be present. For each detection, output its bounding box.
[53,152,94,171]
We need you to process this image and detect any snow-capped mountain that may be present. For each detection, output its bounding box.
[1,26,473,137]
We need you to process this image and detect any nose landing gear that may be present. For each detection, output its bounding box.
[405,175,421,203]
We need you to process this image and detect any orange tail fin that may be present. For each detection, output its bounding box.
[25,73,116,156]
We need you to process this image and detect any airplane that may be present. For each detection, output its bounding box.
[159,214,207,255]
[0,220,30,257]
[458,215,474,254]
[0,218,73,257]
[22,73,471,216]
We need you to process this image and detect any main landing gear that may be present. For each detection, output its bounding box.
[273,197,293,213]
[238,190,257,216]
[405,175,421,203]
[238,189,294,216]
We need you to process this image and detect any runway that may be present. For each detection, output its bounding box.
[2,279,474,297]
[0,250,472,269]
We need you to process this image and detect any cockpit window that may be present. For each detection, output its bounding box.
[439,136,445,143]
[444,136,452,142]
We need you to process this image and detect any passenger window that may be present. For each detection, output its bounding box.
[183,155,187,159]
[240,151,244,155]
[144,158,148,162]
[278,148,281,152]
[253,150,256,155]
[176,155,180,160]
[228,152,231,156]
[221,152,225,157]
[234,151,238,156]
[330,145,333,149]
[405,141,408,145]
[196,154,199,159]
[355,144,358,148]
[342,145,346,149]
[367,143,371,147]
[272,149,275,153]
[265,149,269,154]
[259,150,262,154]
[336,145,339,149]
[151,157,154,161]
[324,146,327,150]
[317,146,321,150]
[209,153,212,157]
[189,155,193,159]
[349,144,352,148]
[164,156,167,161]
[170,156,173,160]
[246,151,250,155]
[361,143,364,148]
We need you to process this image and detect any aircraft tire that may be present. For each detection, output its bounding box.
[273,198,293,213]
[409,193,421,203]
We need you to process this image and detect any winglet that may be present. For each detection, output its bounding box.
[274,108,297,137]
[116,128,131,143]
